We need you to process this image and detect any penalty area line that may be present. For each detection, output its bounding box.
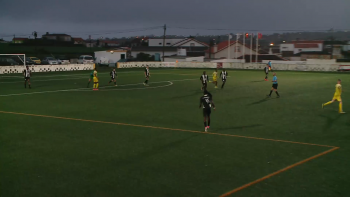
[0,78,197,97]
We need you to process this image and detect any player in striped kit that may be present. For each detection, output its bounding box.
[23,66,32,89]
[200,71,209,91]
[108,68,118,86]
[220,69,228,89]
[144,66,150,86]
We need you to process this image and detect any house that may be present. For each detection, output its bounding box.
[148,39,184,47]
[94,50,127,64]
[323,41,345,59]
[131,46,178,60]
[42,33,72,42]
[12,38,28,44]
[205,40,258,60]
[131,37,149,47]
[73,38,85,45]
[98,40,119,47]
[280,40,323,57]
[294,51,331,61]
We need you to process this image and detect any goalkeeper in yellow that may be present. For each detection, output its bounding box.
[212,68,218,88]
[322,79,345,113]
[93,68,99,91]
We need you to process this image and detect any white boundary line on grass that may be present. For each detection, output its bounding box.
[0,78,197,97]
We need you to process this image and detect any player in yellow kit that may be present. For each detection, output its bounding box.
[212,68,218,88]
[322,79,345,113]
[93,68,99,91]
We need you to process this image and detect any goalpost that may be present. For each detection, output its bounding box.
[0,54,26,67]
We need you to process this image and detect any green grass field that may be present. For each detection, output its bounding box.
[1,68,349,197]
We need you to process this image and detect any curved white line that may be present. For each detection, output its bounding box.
[76,81,173,92]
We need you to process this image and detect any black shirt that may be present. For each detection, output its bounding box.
[200,94,215,109]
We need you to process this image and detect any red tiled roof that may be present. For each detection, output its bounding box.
[13,38,28,41]
[294,43,319,48]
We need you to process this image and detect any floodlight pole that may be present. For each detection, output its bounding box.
[162,24,166,62]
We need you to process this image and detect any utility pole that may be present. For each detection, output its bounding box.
[330,28,334,59]
[228,34,231,59]
[162,24,166,62]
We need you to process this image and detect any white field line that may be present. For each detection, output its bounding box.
[0,76,88,84]
[0,72,190,83]
[0,78,197,97]
[0,69,180,79]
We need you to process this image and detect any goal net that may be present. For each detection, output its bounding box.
[0,54,27,74]
[0,54,28,66]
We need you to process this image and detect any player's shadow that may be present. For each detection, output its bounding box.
[247,98,276,106]
[218,124,263,132]
[319,114,342,132]
[250,80,265,83]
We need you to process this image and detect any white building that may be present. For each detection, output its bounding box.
[94,50,127,64]
[148,38,208,48]
[148,39,184,47]
[131,47,178,59]
[205,41,257,59]
[280,41,323,55]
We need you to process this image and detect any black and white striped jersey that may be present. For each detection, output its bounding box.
[145,68,150,77]
[200,75,209,83]
[24,69,31,78]
[220,71,228,79]
[110,70,117,78]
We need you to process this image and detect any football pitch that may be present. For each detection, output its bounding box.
[1,68,349,197]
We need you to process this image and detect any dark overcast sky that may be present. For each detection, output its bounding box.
[1,0,349,40]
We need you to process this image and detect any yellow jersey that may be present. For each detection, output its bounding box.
[334,84,342,96]
[93,71,98,77]
[213,72,217,78]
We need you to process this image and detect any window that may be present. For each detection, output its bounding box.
[159,43,162,45]
[121,54,126,59]
[299,49,302,52]
[282,47,288,49]
[166,43,171,45]
[190,43,195,47]
[235,46,240,52]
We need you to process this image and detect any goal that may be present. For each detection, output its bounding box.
[0,54,27,67]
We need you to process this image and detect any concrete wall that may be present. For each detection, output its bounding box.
[117,61,345,72]
[131,51,177,58]
[0,64,94,74]
[94,51,127,64]
[306,59,336,64]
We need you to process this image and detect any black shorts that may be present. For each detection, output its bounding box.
[24,77,30,81]
[202,82,207,86]
[265,72,269,75]
[272,84,278,89]
[111,77,115,80]
[145,75,150,79]
[203,108,211,117]
[222,78,226,82]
